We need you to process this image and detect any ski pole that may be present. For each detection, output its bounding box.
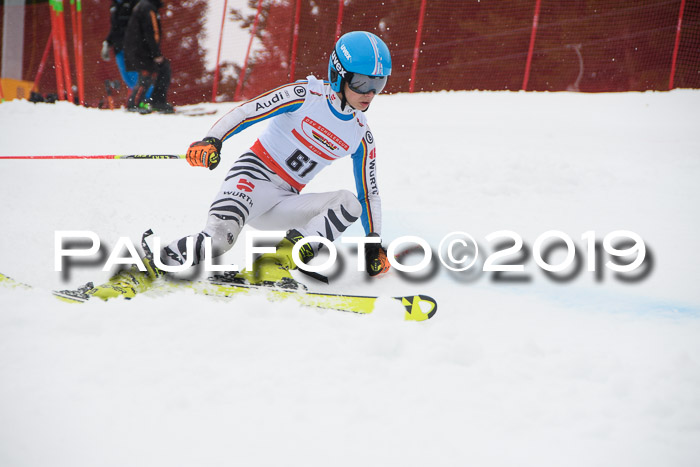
[0,154,186,160]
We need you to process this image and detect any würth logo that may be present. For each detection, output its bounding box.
[237,179,255,192]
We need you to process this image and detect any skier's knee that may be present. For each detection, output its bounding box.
[333,189,362,223]
[203,216,240,256]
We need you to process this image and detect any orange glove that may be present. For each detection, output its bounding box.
[365,233,390,277]
[186,137,222,170]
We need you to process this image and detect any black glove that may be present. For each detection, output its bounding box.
[365,233,390,277]
[186,137,222,170]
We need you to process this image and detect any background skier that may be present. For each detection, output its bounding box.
[101,0,153,106]
[123,0,173,113]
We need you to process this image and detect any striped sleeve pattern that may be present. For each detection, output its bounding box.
[207,82,307,142]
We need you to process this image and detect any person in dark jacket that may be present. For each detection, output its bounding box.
[123,0,173,113]
[102,0,153,100]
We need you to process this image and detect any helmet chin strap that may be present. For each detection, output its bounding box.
[339,85,351,111]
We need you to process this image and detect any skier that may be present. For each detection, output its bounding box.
[123,0,173,113]
[171,29,392,284]
[91,31,393,299]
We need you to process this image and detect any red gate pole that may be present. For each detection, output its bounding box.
[289,0,302,81]
[669,0,686,90]
[71,0,85,105]
[49,2,66,100]
[234,0,264,101]
[522,0,542,91]
[33,31,55,92]
[335,0,344,41]
[56,0,75,102]
[69,0,83,104]
[212,0,229,102]
[409,0,427,93]
[78,1,86,104]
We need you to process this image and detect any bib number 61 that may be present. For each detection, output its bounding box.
[286,150,318,177]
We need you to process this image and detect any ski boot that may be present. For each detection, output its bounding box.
[87,229,166,301]
[87,266,155,300]
[150,101,175,114]
[233,229,314,289]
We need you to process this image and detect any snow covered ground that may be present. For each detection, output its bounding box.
[1,90,699,466]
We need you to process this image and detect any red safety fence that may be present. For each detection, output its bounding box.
[1,0,211,107]
[1,0,698,108]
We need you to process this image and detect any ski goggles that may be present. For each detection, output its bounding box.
[347,73,388,95]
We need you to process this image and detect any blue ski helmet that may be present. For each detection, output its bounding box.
[328,31,392,94]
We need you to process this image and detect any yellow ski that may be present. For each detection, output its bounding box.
[4,271,437,322]
[181,278,438,322]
